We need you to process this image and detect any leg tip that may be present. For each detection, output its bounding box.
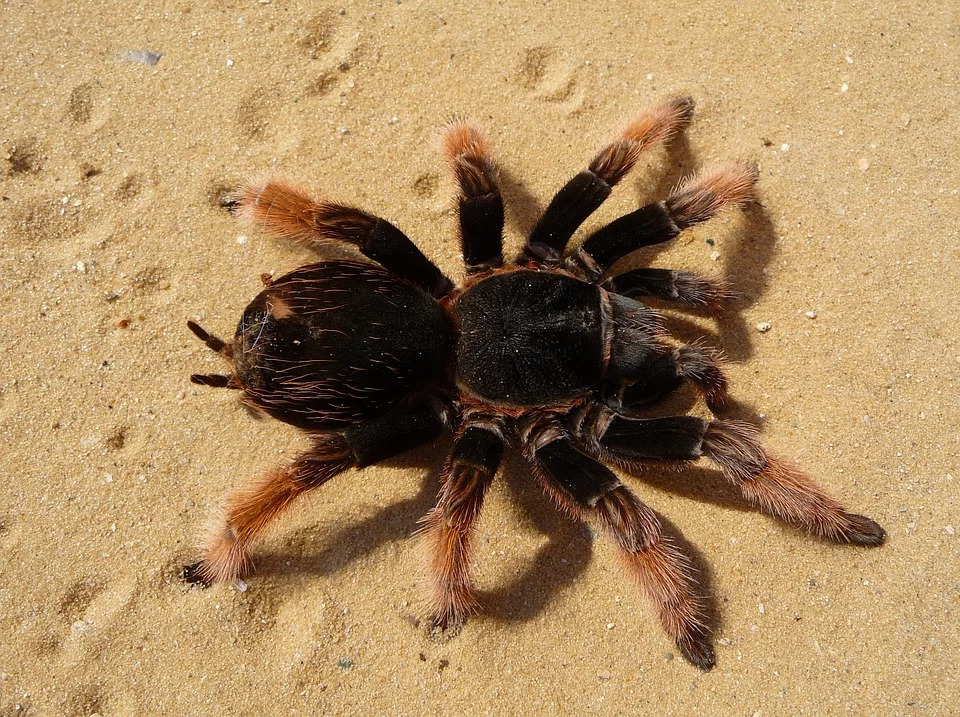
[678,636,716,671]
[180,561,212,588]
[428,613,465,642]
[842,513,886,547]
[667,95,696,125]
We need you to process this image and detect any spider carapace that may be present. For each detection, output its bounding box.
[185,97,884,670]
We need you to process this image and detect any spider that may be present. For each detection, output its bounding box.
[183,97,885,670]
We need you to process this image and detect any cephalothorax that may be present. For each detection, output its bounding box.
[185,98,884,669]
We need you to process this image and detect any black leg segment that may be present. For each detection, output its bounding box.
[603,268,734,311]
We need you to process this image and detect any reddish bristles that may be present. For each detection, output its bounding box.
[589,96,695,185]
[440,120,499,198]
[666,162,759,227]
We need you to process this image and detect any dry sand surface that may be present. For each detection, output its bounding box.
[2,0,958,714]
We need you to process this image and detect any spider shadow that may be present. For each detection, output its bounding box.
[499,164,545,238]
[479,452,594,623]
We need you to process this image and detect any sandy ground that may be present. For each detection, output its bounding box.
[1,0,958,714]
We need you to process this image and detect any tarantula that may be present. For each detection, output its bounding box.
[184,97,885,669]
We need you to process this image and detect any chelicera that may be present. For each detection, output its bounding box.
[184,97,884,669]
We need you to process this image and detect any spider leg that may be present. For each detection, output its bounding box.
[441,121,505,274]
[185,400,446,585]
[520,418,713,669]
[565,163,759,282]
[230,179,453,298]
[604,267,735,312]
[421,415,505,631]
[614,342,728,413]
[603,292,728,411]
[578,408,886,546]
[517,97,694,267]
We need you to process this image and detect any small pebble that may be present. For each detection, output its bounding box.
[900,113,911,129]
[946,525,955,536]
[710,251,721,261]
[780,143,790,152]
[858,158,871,171]
[805,310,817,319]
[756,322,772,333]
[758,603,765,614]
[104,473,114,483]
[236,235,248,245]
[606,623,615,630]
[597,671,612,680]
[226,58,234,67]
[841,83,849,92]
[75,261,87,273]
[234,579,248,592]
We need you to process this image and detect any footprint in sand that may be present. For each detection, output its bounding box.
[59,575,137,662]
[5,136,44,176]
[412,172,440,199]
[516,45,583,112]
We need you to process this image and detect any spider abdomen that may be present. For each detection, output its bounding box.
[232,260,451,429]
[454,269,604,405]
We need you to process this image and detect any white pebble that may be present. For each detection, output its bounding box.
[606,623,616,630]
[758,603,765,614]
[236,235,248,245]
[841,83,849,92]
[646,73,654,80]
[75,261,87,273]
[104,473,114,483]
[858,158,871,171]
[805,310,817,319]
[780,143,790,152]
[756,322,772,333]
[946,525,955,536]
[234,579,248,592]
[710,251,721,261]
[226,58,234,67]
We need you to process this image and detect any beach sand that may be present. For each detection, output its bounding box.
[1,0,958,713]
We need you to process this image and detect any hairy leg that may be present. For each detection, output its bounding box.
[603,267,734,311]
[421,416,505,630]
[617,342,728,413]
[521,417,714,669]
[441,121,505,273]
[518,97,694,266]
[566,163,758,281]
[186,434,354,585]
[580,409,885,546]
[231,179,453,297]
[185,401,446,585]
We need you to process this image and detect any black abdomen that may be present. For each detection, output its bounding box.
[233,261,451,429]
[455,270,604,405]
